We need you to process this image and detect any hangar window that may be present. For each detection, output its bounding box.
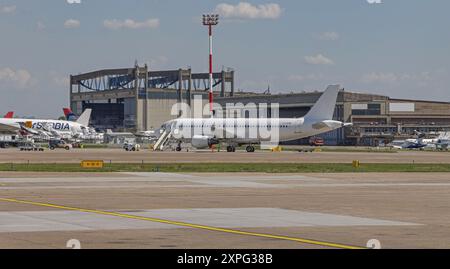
[352,103,381,116]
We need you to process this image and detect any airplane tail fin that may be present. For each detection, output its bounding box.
[63,108,77,121]
[76,109,92,126]
[304,85,340,121]
[4,112,14,118]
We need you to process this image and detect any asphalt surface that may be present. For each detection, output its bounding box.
[0,171,449,249]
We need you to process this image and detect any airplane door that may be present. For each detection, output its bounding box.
[294,119,304,134]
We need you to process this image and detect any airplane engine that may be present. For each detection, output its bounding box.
[191,135,219,149]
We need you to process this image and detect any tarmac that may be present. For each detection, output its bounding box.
[0,171,449,249]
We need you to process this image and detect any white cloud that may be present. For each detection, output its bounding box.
[0,68,33,88]
[103,19,160,30]
[64,19,80,29]
[367,0,382,4]
[0,5,16,13]
[317,32,339,41]
[304,54,335,65]
[215,2,282,20]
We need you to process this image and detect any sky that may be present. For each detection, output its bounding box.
[0,0,449,117]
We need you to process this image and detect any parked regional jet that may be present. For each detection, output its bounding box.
[135,130,158,139]
[390,139,427,149]
[391,131,450,149]
[0,109,92,139]
[105,128,157,139]
[105,129,135,137]
[153,85,351,152]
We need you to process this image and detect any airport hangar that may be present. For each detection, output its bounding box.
[70,65,450,146]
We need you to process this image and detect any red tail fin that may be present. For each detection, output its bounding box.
[63,107,77,121]
[4,112,13,118]
[63,108,72,116]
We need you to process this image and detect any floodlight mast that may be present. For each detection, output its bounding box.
[202,14,219,117]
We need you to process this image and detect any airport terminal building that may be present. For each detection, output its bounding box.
[70,65,450,146]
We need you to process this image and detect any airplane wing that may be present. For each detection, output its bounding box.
[42,122,61,138]
[0,122,20,133]
[17,122,40,135]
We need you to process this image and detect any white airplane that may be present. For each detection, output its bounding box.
[105,129,135,137]
[391,131,450,149]
[421,132,450,146]
[0,109,92,139]
[154,85,351,152]
[135,130,158,139]
[106,129,158,139]
[390,139,427,150]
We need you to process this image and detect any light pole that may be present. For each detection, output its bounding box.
[202,14,219,117]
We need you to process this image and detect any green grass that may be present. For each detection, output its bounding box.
[1,163,450,173]
[318,147,398,153]
[80,144,109,149]
[246,145,399,153]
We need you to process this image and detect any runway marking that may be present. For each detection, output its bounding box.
[0,198,364,249]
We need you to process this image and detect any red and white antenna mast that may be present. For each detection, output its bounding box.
[202,14,219,117]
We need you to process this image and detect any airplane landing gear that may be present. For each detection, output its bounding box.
[246,145,255,152]
[176,142,182,152]
[226,145,236,152]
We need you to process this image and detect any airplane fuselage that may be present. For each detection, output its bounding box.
[153,85,346,151]
[0,118,85,135]
[166,117,343,145]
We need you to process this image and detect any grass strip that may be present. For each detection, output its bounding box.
[1,163,450,173]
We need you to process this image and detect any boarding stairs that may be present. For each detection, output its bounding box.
[152,129,172,151]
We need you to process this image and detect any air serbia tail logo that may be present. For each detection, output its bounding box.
[63,108,77,121]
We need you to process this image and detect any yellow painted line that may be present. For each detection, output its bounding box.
[0,197,365,249]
